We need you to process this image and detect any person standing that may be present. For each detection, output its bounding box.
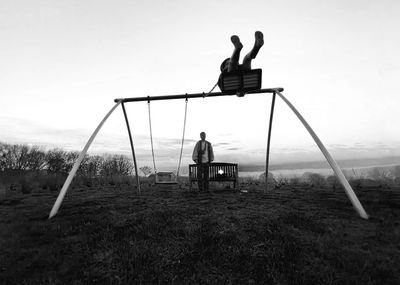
[192,132,214,192]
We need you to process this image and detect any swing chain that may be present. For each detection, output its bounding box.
[147,99,157,174]
[148,96,188,179]
[203,81,219,98]
[176,95,188,177]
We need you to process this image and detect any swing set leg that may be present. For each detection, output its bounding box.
[265,92,276,193]
[49,101,122,219]
[121,102,141,194]
[275,91,368,219]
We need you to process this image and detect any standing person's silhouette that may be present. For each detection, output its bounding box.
[192,132,214,192]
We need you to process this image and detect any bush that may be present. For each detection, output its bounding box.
[369,167,391,181]
[43,173,66,192]
[17,171,43,194]
[289,176,302,186]
[100,154,134,177]
[326,175,340,189]
[391,165,400,178]
[104,175,134,188]
[0,143,46,171]
[239,176,261,185]
[350,178,383,188]
[20,180,33,194]
[301,172,326,187]
[0,182,6,198]
[275,176,289,188]
[258,172,276,186]
[46,148,68,174]
[78,155,104,177]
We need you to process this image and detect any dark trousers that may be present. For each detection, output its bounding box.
[197,163,209,191]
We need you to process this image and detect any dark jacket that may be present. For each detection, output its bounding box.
[192,140,214,164]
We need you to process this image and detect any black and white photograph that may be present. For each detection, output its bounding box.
[1,0,399,283]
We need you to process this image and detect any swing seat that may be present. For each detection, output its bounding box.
[155,172,178,184]
[218,69,262,96]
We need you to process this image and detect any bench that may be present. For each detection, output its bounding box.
[189,162,239,191]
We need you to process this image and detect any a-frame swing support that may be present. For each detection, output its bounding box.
[49,87,368,220]
[121,102,141,194]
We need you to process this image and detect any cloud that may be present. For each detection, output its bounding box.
[213,142,231,147]
[2,115,400,169]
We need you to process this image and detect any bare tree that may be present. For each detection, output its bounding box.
[78,155,104,177]
[115,155,133,176]
[0,143,45,171]
[0,143,9,171]
[46,148,68,174]
[140,166,152,177]
[100,154,133,176]
[64,151,79,173]
[0,143,30,171]
[26,146,47,171]
[301,172,326,187]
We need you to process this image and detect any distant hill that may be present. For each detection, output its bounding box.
[239,156,400,172]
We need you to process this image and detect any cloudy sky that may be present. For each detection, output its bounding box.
[1,0,399,170]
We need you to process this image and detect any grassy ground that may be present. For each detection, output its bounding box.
[0,181,399,284]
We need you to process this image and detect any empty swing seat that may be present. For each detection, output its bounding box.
[155,172,177,184]
[147,97,188,186]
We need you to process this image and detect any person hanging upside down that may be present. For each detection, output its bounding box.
[220,31,264,73]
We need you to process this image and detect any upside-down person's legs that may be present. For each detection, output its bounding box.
[242,31,264,70]
[228,35,243,72]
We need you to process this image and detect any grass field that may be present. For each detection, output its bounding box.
[0,181,399,284]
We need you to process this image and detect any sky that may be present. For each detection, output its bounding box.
[1,0,400,171]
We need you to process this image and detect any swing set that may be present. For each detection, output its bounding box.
[48,37,369,220]
[144,68,262,184]
[147,96,188,184]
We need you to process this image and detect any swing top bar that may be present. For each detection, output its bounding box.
[114,88,284,103]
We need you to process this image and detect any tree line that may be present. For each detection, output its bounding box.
[0,142,133,177]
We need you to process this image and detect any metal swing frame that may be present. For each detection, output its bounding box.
[116,88,283,192]
[118,88,368,220]
[49,86,369,220]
